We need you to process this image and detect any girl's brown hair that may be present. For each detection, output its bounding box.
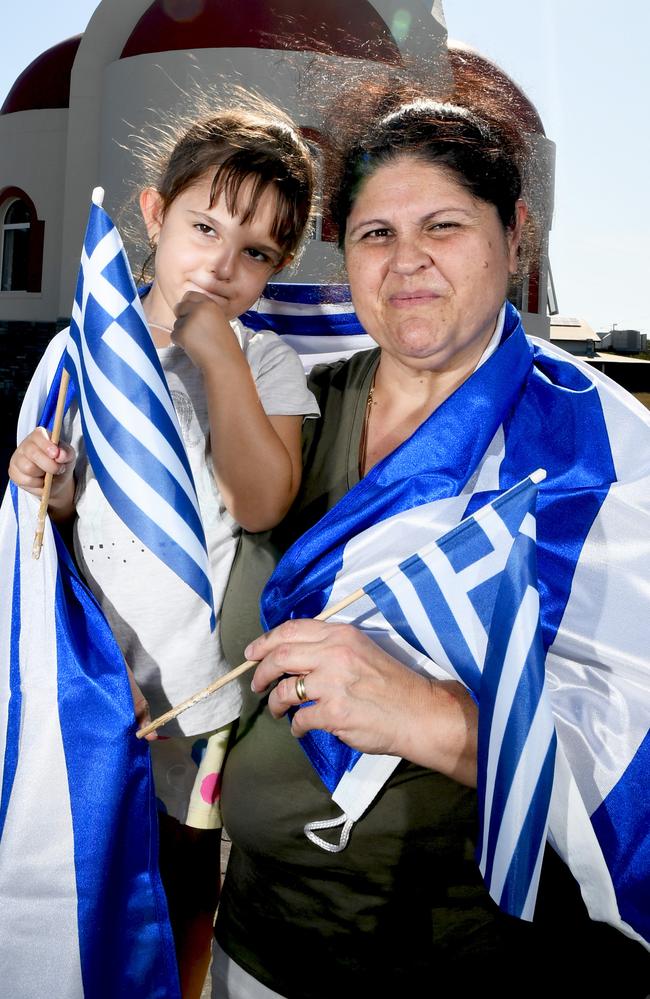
[135,92,315,279]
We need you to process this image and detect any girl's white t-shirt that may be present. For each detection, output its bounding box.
[69,320,318,736]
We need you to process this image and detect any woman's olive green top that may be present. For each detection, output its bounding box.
[216,350,649,999]
[220,348,379,666]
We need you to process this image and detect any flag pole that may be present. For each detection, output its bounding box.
[31,369,70,559]
[136,468,547,738]
[32,188,105,560]
[135,585,366,739]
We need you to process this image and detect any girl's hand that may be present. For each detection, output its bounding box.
[171,291,241,371]
[9,427,77,517]
[246,619,478,786]
[171,289,302,531]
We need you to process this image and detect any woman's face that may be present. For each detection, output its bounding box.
[344,156,526,375]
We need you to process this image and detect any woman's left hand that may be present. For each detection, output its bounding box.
[246,619,478,786]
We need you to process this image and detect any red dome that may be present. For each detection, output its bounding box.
[447,44,546,135]
[121,0,400,62]
[1,36,82,116]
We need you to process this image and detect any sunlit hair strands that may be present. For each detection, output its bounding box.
[126,88,315,283]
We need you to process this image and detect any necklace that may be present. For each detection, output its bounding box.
[148,320,174,334]
[358,366,378,477]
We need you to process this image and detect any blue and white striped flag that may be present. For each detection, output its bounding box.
[244,282,374,370]
[363,473,556,920]
[64,190,215,627]
[0,484,180,997]
[0,192,205,996]
[260,298,650,948]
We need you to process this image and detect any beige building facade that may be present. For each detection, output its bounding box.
[0,0,552,337]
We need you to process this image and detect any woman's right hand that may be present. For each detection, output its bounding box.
[247,618,478,787]
[9,427,77,518]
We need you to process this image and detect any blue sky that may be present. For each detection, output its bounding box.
[2,0,648,334]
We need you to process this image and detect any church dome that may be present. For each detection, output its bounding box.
[447,43,546,135]
[1,35,82,115]
[121,0,400,61]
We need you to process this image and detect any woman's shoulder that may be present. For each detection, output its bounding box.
[308,347,379,399]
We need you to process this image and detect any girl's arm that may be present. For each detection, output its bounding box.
[172,292,303,532]
[9,427,77,523]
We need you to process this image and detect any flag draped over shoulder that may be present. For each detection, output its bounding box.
[260,299,650,948]
[365,474,556,921]
[0,484,180,997]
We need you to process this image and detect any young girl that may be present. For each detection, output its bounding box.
[9,97,319,998]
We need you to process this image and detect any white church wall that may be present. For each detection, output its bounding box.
[0,109,68,321]
[2,0,451,320]
[98,47,372,284]
[58,0,152,318]
[371,0,447,59]
[58,0,450,316]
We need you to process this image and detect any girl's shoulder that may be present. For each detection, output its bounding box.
[233,317,283,353]
[232,318,305,377]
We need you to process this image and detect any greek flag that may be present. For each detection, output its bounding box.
[244,282,374,370]
[364,473,556,919]
[261,300,650,948]
[0,487,180,997]
[0,193,207,996]
[64,190,215,627]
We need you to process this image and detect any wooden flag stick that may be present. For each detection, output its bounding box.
[136,468,547,738]
[32,190,104,560]
[136,585,366,739]
[32,368,70,559]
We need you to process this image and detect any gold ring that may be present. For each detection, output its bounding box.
[295,674,309,702]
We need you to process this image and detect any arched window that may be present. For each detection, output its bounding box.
[1,200,30,290]
[0,189,44,292]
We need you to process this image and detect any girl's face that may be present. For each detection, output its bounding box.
[344,156,525,377]
[140,171,286,327]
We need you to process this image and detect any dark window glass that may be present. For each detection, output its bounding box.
[4,201,30,225]
[1,199,31,291]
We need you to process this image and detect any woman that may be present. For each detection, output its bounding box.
[213,93,650,996]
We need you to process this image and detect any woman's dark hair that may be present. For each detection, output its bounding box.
[330,98,523,247]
